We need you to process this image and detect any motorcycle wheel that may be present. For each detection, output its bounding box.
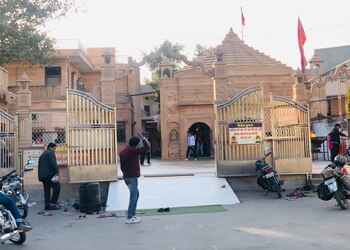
[268,177,282,198]
[9,232,26,245]
[18,205,28,219]
[334,190,348,210]
[276,188,282,199]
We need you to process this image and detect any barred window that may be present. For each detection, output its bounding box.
[31,112,66,146]
[117,122,126,143]
[45,67,61,86]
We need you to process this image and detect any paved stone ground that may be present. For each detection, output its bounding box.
[2,189,349,250]
[2,158,349,249]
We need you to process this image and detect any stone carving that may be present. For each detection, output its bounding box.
[168,106,178,114]
[169,129,179,142]
[168,146,180,158]
[167,91,177,102]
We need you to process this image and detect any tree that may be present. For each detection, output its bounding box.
[142,40,185,102]
[144,40,184,76]
[194,44,213,57]
[0,0,77,66]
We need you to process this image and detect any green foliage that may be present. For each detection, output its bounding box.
[194,44,213,56]
[0,0,78,66]
[143,40,184,74]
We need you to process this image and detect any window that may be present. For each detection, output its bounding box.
[45,67,61,86]
[31,112,66,146]
[117,122,126,143]
[144,105,150,116]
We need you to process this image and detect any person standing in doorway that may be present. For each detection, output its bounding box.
[196,132,203,157]
[138,137,146,166]
[329,123,349,162]
[185,132,196,160]
[38,142,61,210]
[119,132,150,224]
[144,134,151,165]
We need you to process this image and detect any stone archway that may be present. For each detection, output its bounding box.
[188,122,212,157]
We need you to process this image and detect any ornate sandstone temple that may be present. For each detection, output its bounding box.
[158,28,312,160]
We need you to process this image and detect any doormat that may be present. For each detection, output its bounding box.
[137,205,227,216]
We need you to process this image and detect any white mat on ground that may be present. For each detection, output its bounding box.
[106,176,240,211]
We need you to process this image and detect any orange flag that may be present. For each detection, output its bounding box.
[297,17,307,73]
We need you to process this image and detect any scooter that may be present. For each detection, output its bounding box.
[255,146,284,198]
[0,202,27,244]
[318,154,350,209]
[0,159,35,218]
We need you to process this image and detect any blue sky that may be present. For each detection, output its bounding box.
[45,0,350,81]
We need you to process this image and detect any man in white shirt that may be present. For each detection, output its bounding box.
[185,132,197,160]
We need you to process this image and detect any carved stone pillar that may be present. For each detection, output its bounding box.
[101,49,116,106]
[292,69,309,105]
[16,73,32,148]
[212,45,228,104]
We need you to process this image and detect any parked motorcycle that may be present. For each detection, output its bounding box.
[0,159,35,218]
[0,203,27,244]
[318,154,350,209]
[255,146,284,198]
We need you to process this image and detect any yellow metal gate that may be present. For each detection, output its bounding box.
[0,109,17,174]
[67,89,118,183]
[270,95,312,175]
[216,85,311,177]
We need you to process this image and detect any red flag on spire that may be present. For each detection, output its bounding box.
[241,7,245,27]
[298,17,307,73]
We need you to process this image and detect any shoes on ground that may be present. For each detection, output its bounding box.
[194,158,197,161]
[157,207,170,212]
[16,220,33,232]
[184,158,188,160]
[45,204,61,211]
[125,216,141,224]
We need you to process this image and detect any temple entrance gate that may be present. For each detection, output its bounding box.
[66,89,118,183]
[216,85,312,180]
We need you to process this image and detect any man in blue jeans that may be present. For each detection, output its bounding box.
[0,192,32,231]
[119,132,150,224]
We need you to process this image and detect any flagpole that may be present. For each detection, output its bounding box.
[241,23,244,41]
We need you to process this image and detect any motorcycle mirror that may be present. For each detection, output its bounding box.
[264,146,270,151]
[27,159,36,165]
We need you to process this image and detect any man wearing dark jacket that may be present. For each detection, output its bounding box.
[329,123,348,162]
[38,142,61,210]
[119,133,150,224]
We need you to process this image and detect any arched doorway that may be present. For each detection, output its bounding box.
[188,122,212,158]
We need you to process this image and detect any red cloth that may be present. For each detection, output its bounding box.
[342,167,348,175]
[119,139,150,178]
[241,7,245,27]
[327,135,333,150]
[297,17,307,73]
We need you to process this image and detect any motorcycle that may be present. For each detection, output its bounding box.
[0,159,35,219]
[0,203,27,244]
[255,146,284,198]
[318,154,350,209]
